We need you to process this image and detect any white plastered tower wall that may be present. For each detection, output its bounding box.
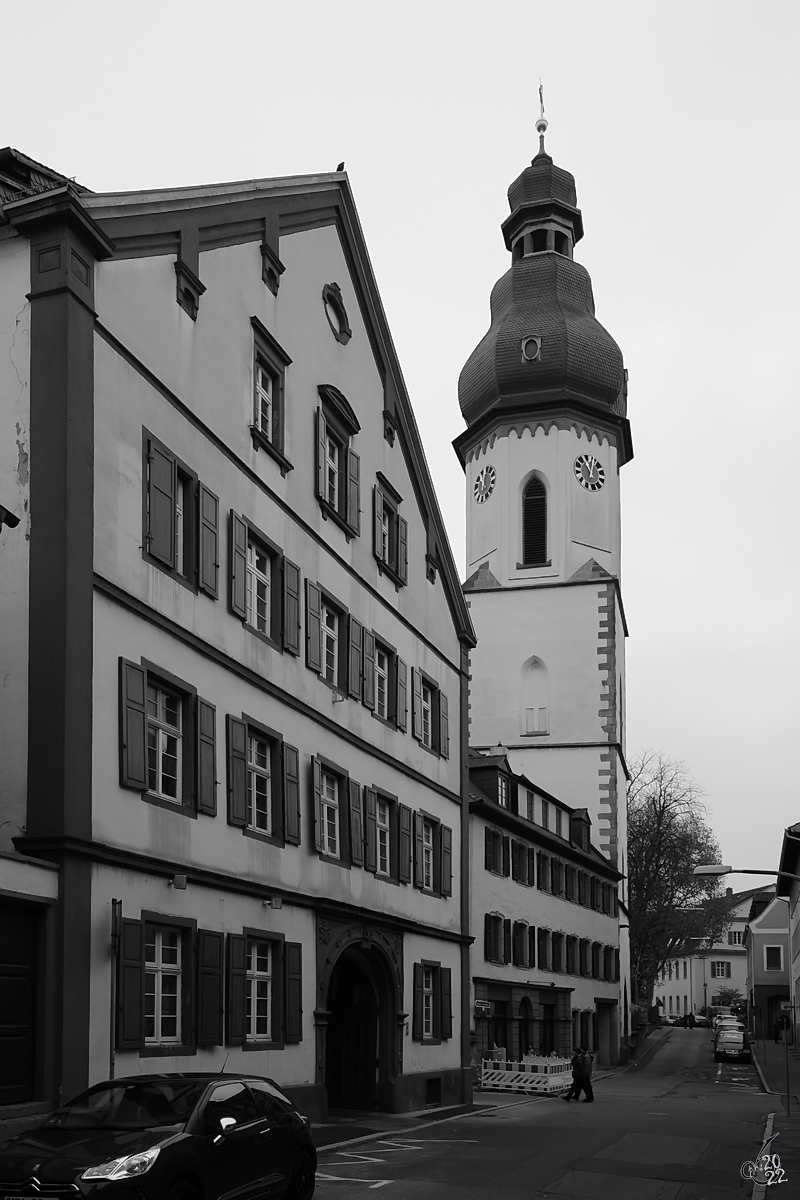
[456,135,633,1057]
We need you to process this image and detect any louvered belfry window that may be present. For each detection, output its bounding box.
[522,477,547,565]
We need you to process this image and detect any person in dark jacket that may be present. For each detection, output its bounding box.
[562,1047,594,1102]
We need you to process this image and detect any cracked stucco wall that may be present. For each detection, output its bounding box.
[0,232,31,854]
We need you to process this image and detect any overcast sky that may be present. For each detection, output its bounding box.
[6,0,798,887]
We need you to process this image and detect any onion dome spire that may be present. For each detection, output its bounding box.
[457,117,628,454]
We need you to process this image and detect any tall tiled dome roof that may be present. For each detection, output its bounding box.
[458,150,625,428]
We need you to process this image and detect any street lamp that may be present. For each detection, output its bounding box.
[694,864,797,1114]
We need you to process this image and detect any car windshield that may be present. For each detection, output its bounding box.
[42,1081,208,1130]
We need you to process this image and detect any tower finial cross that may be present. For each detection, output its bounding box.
[536,79,549,154]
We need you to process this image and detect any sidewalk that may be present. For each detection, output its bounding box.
[750,1035,800,1111]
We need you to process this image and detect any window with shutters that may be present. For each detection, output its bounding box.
[316,385,360,538]
[144,925,182,1046]
[376,797,391,877]
[225,929,302,1050]
[520,474,548,567]
[230,514,292,652]
[117,914,202,1056]
[250,318,292,474]
[305,582,350,695]
[512,921,529,967]
[362,630,404,730]
[484,828,505,876]
[412,961,452,1043]
[245,939,273,1042]
[120,659,211,816]
[727,930,743,945]
[143,431,218,597]
[566,936,577,974]
[225,715,299,848]
[310,757,354,866]
[411,668,449,758]
[552,932,564,972]
[375,644,390,719]
[373,475,408,586]
[484,914,505,963]
[413,811,452,898]
[321,770,340,858]
[422,818,435,890]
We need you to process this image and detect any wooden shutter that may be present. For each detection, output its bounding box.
[364,787,378,872]
[348,616,363,699]
[226,716,247,827]
[147,439,176,566]
[271,741,285,842]
[283,744,301,845]
[398,803,412,883]
[397,516,408,583]
[285,943,303,1043]
[502,836,510,877]
[503,919,512,964]
[373,486,385,562]
[440,968,452,1040]
[412,963,424,1040]
[119,659,147,790]
[229,512,247,618]
[529,849,538,889]
[441,825,452,897]
[283,558,301,656]
[484,913,493,960]
[198,484,219,598]
[396,658,408,732]
[305,580,322,672]
[439,692,449,759]
[413,811,425,888]
[312,757,324,852]
[316,407,327,499]
[349,780,364,867]
[225,934,246,1046]
[117,918,144,1050]
[362,629,376,709]
[528,927,537,969]
[197,698,217,816]
[412,668,423,741]
[511,841,520,882]
[484,827,493,870]
[197,930,224,1047]
[346,448,360,534]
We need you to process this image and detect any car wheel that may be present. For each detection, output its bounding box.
[288,1151,316,1200]
[165,1182,200,1200]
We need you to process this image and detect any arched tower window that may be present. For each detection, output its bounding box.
[522,476,547,565]
[520,656,549,736]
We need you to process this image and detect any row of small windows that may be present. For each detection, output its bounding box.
[142,432,448,753]
[484,829,618,914]
[483,916,619,980]
[512,228,571,261]
[119,658,453,893]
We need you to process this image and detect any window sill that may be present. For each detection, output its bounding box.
[250,426,293,476]
[515,560,552,570]
[243,827,285,848]
[317,674,347,700]
[419,1037,442,1046]
[242,620,284,654]
[143,552,199,595]
[319,499,358,541]
[521,731,549,738]
[244,1038,285,1051]
[376,558,406,589]
[318,852,351,869]
[371,710,398,732]
[140,1043,197,1058]
[142,792,197,819]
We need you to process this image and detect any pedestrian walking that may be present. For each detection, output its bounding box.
[561,1047,594,1102]
[774,1018,783,1044]
[688,1013,695,1028]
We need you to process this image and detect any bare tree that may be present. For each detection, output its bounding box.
[627,752,732,1007]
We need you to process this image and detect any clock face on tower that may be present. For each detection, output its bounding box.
[473,464,496,503]
[573,454,605,492]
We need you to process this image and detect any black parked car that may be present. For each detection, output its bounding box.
[0,1073,316,1199]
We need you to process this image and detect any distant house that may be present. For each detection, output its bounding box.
[468,751,622,1064]
[776,822,800,1043]
[746,891,791,1040]
[652,887,766,1018]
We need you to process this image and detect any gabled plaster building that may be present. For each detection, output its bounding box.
[454,124,631,1060]
[744,891,790,1039]
[0,146,476,1123]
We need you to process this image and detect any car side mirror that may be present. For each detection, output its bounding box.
[212,1116,237,1144]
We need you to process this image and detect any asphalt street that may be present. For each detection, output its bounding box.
[315,1028,778,1198]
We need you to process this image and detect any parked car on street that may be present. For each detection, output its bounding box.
[0,1074,316,1199]
[714,1028,752,1062]
[693,1014,709,1027]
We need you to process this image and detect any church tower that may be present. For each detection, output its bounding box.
[456,119,632,870]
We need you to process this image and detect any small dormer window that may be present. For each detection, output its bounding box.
[498,775,509,808]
